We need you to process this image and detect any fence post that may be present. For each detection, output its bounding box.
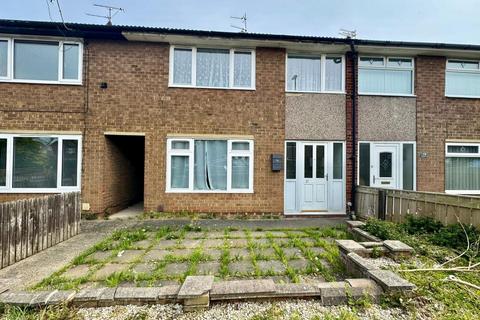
[378,189,386,220]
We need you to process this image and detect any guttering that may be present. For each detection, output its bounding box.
[349,39,357,211]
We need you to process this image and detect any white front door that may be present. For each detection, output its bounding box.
[371,144,399,189]
[301,143,328,211]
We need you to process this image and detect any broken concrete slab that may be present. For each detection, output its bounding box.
[178,275,214,299]
[210,279,276,300]
[367,269,416,292]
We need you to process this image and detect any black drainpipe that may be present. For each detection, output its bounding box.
[349,40,357,213]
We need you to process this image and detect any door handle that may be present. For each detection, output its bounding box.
[373,175,376,184]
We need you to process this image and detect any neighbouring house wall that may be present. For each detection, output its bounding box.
[357,96,416,141]
[416,56,480,192]
[82,41,286,214]
[285,93,346,140]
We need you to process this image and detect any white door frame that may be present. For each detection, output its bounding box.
[301,142,328,211]
[371,144,400,189]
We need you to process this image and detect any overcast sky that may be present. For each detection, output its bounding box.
[2,0,480,44]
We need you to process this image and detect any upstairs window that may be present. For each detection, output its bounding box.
[170,46,255,89]
[358,57,414,95]
[445,143,480,194]
[286,54,344,93]
[0,37,82,84]
[445,59,480,98]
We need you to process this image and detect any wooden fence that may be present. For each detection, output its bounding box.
[355,186,480,228]
[0,192,81,269]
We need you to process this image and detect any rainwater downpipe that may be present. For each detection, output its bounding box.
[349,40,357,214]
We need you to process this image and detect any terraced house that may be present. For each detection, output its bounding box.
[0,20,479,215]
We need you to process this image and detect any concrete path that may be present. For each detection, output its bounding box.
[0,217,346,290]
[108,202,144,220]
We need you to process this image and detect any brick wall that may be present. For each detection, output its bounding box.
[416,56,480,192]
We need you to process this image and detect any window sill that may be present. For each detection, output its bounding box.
[445,94,480,99]
[445,190,480,195]
[358,93,416,98]
[168,84,255,91]
[0,188,80,194]
[0,79,82,86]
[285,90,345,95]
[165,189,254,194]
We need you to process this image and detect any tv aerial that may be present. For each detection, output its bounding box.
[86,4,125,26]
[339,29,357,39]
[231,13,247,33]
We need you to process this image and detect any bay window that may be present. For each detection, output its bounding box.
[445,143,480,194]
[445,59,480,98]
[0,134,81,192]
[358,57,414,95]
[170,46,255,89]
[167,138,253,192]
[0,37,82,84]
[286,54,344,93]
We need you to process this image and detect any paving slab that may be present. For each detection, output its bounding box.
[283,247,303,259]
[0,291,44,306]
[255,248,277,259]
[229,261,255,275]
[257,260,286,274]
[336,240,369,255]
[383,240,414,252]
[114,287,162,304]
[228,231,247,238]
[73,287,117,307]
[142,249,170,262]
[163,263,189,277]
[252,238,270,246]
[170,249,194,259]
[249,231,268,238]
[45,290,76,305]
[204,248,223,260]
[274,283,321,297]
[288,259,310,272]
[178,275,214,299]
[272,238,290,246]
[152,240,180,249]
[132,263,156,274]
[196,262,221,275]
[309,247,326,256]
[346,220,366,229]
[210,279,276,299]
[206,231,226,239]
[203,239,225,248]
[266,231,288,238]
[229,248,250,260]
[227,239,249,247]
[345,278,384,298]
[91,264,128,280]
[112,250,144,263]
[0,278,15,294]
[180,240,202,249]
[62,265,91,279]
[87,250,113,262]
[184,232,205,239]
[132,240,152,249]
[319,281,349,305]
[367,269,416,292]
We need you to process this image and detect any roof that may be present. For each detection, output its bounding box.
[1,19,480,52]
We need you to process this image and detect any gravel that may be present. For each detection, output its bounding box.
[77,300,415,320]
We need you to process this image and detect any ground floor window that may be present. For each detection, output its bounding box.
[445,143,480,194]
[166,138,253,193]
[0,134,81,192]
[358,141,415,190]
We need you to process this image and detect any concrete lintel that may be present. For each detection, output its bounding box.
[104,131,145,136]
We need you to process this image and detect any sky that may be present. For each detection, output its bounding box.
[2,0,480,45]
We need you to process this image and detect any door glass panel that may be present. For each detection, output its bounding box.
[61,140,78,187]
[333,143,343,179]
[379,152,393,178]
[316,145,325,178]
[0,139,6,186]
[403,144,414,190]
[286,142,296,179]
[359,143,370,186]
[304,145,313,178]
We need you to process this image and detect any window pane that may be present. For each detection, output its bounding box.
[232,156,249,189]
[316,145,325,178]
[61,140,78,186]
[287,56,321,92]
[14,40,59,81]
[171,155,189,188]
[196,49,229,87]
[0,139,6,186]
[63,44,79,80]
[446,157,480,191]
[387,58,413,68]
[232,142,249,150]
[173,48,192,85]
[359,68,384,93]
[333,143,343,179]
[13,137,58,188]
[234,51,251,87]
[446,72,480,96]
[304,145,313,178]
[447,145,478,154]
[359,143,370,186]
[379,152,393,178]
[172,141,190,149]
[447,60,479,70]
[0,40,7,77]
[194,140,227,190]
[385,70,412,94]
[286,142,296,179]
[359,57,384,67]
[403,144,414,190]
[325,57,342,91]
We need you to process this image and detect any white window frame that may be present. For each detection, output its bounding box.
[166,138,254,193]
[445,59,480,99]
[285,53,345,94]
[169,46,256,90]
[358,56,415,96]
[0,134,82,193]
[0,36,83,85]
[445,142,480,195]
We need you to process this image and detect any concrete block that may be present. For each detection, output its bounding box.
[335,240,369,256]
[0,291,43,306]
[367,270,416,292]
[345,278,383,301]
[274,283,321,298]
[346,220,366,230]
[345,252,377,278]
[352,228,382,242]
[114,287,162,304]
[210,279,276,300]
[178,276,214,299]
[319,282,349,306]
[383,240,414,258]
[72,287,116,307]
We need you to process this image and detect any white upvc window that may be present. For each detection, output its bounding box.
[445,142,480,194]
[358,56,414,96]
[286,54,345,93]
[0,36,83,85]
[0,134,82,193]
[169,46,255,90]
[445,59,480,98]
[166,138,254,193]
